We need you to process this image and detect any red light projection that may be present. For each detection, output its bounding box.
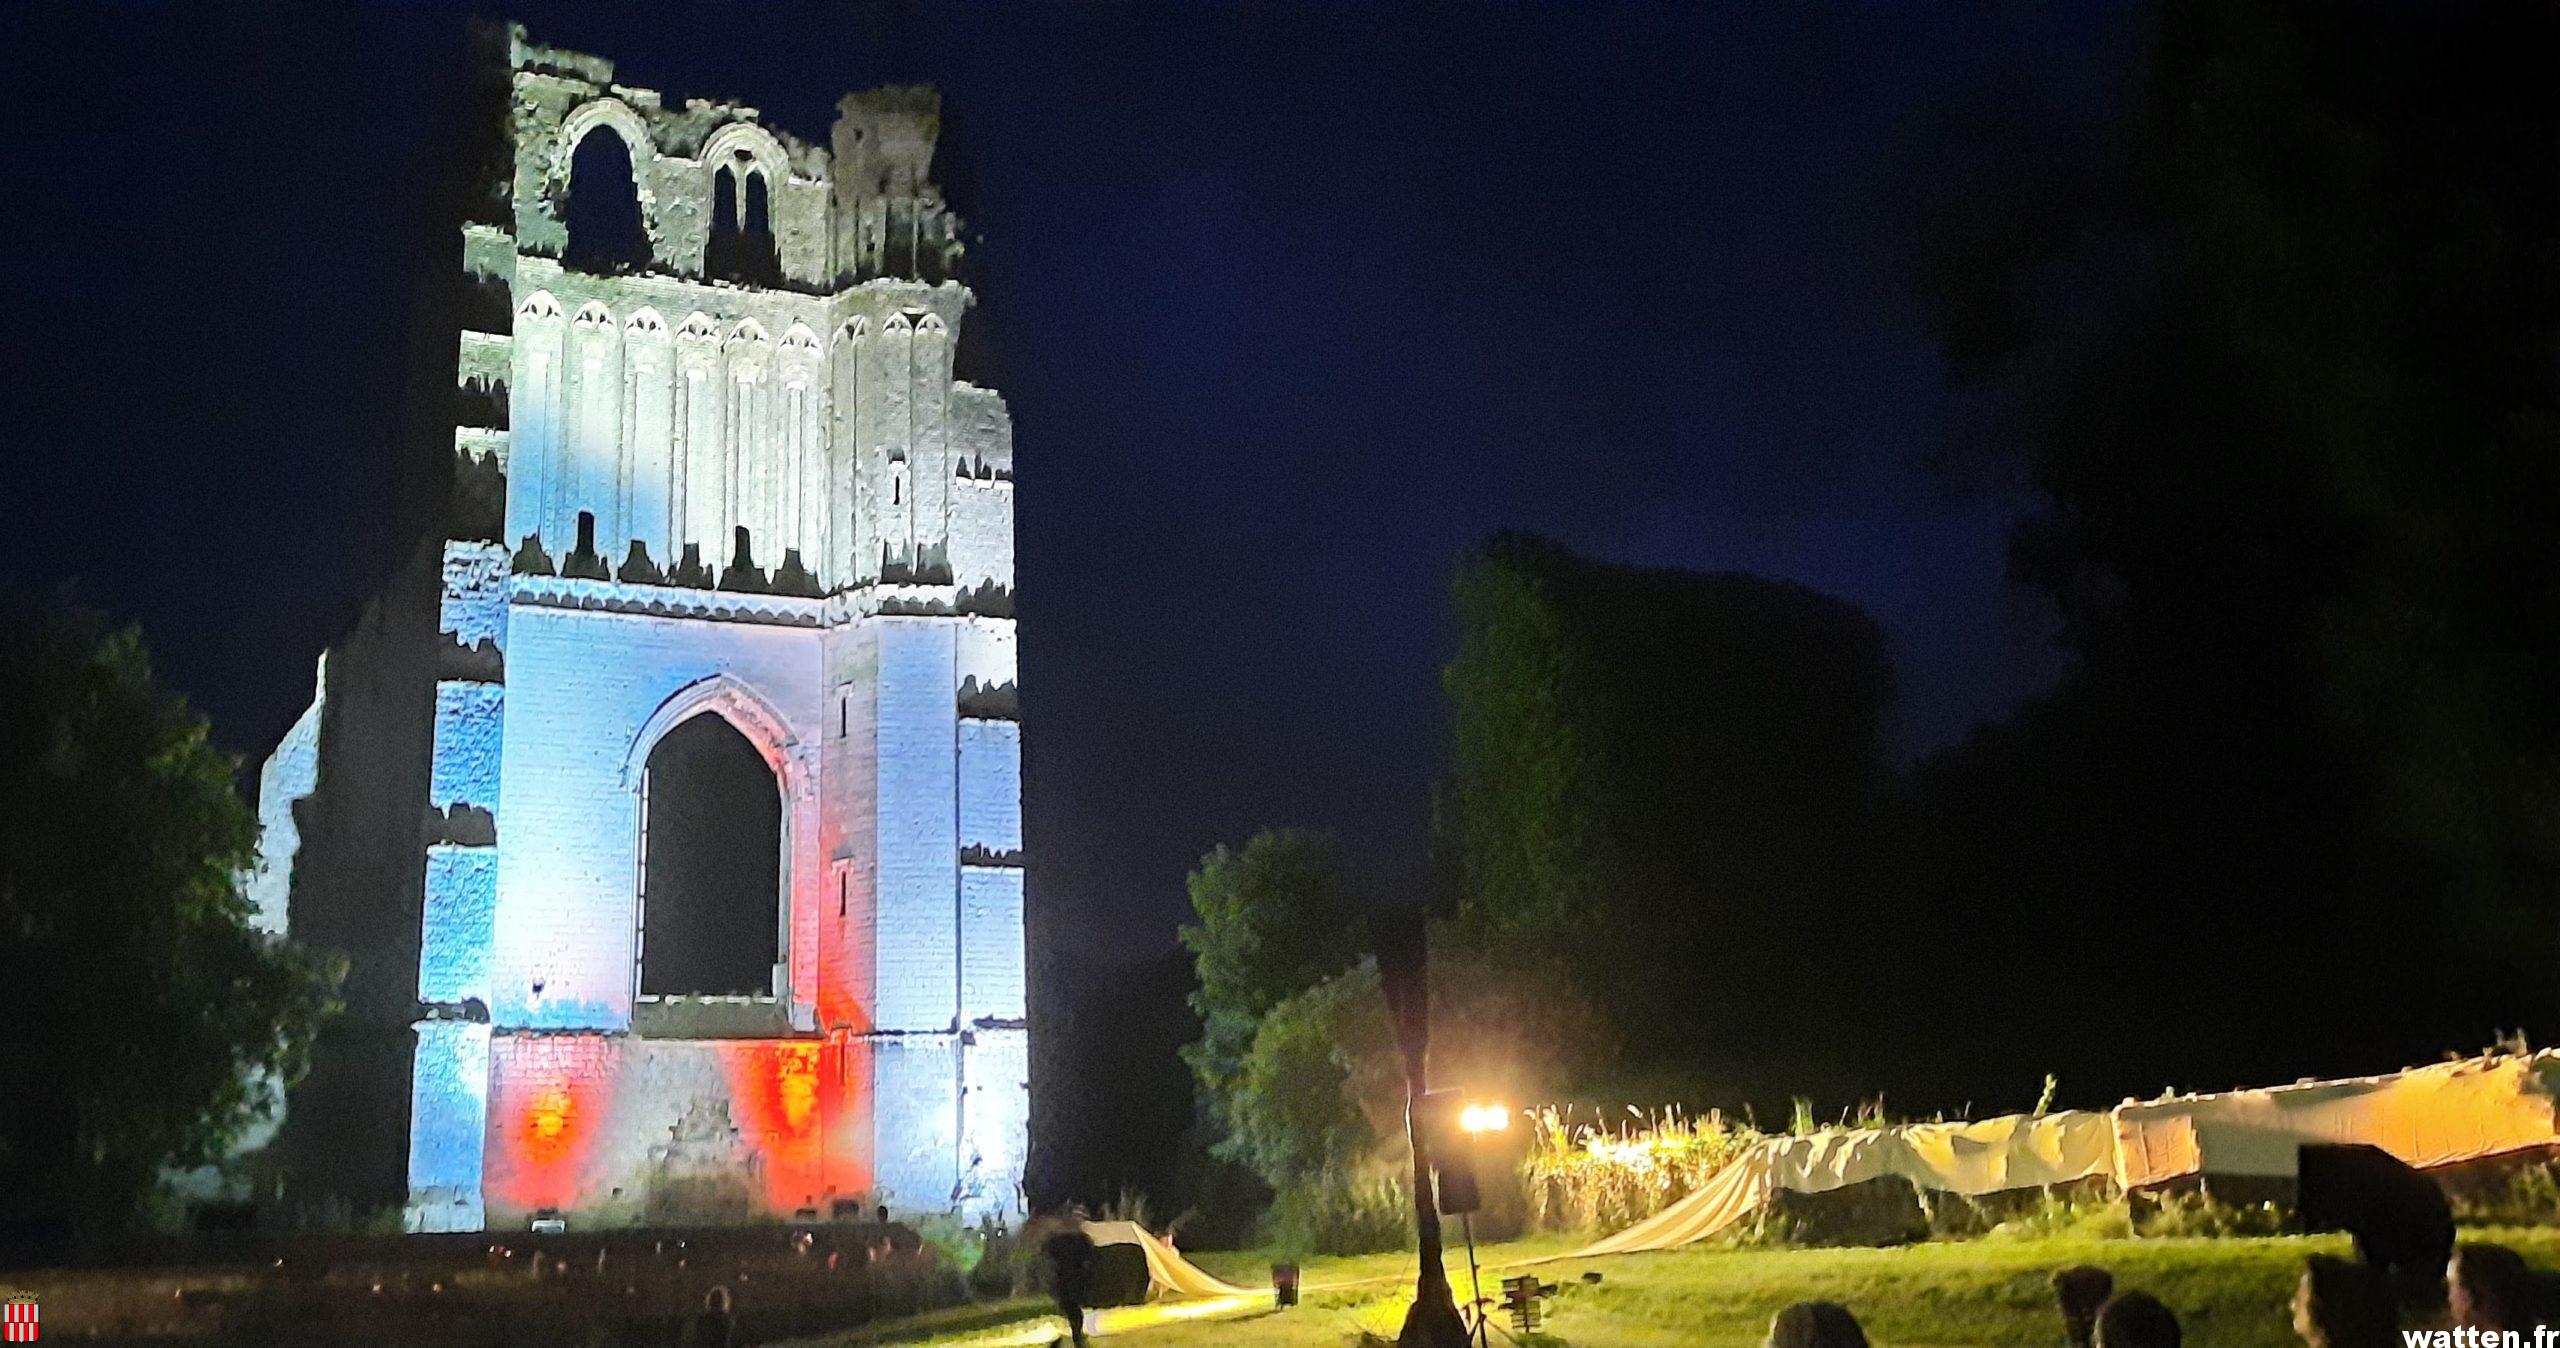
[480,1031,875,1224]
[821,1032,874,1199]
[812,861,875,1033]
[721,1040,834,1211]
[486,1034,615,1213]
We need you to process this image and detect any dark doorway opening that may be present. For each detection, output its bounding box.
[639,713,781,996]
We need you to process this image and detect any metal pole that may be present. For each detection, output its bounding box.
[1463,1210,1486,1348]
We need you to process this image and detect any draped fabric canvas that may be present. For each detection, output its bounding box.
[1558,1051,2560,1259]
[1081,1221,1259,1299]
[1558,1110,2113,1259]
[1767,1110,2117,1195]
[2113,1051,2560,1186]
[1567,1145,1777,1258]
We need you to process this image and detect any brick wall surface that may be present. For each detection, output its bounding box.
[959,867,1025,1026]
[420,845,499,1005]
[870,619,958,1033]
[492,603,822,1029]
[406,1021,492,1232]
[480,1032,847,1229]
[429,682,506,813]
[958,1028,1029,1216]
[869,1036,961,1216]
[956,720,1021,856]
[956,616,1016,694]
[440,542,511,651]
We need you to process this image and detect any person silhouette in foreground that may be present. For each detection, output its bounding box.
[2054,1264,2116,1347]
[2094,1290,2181,1348]
[1764,1300,1869,1348]
[1042,1221,1096,1348]
[2297,1144,2455,1305]
[2292,1254,2396,1348]
[2448,1242,2537,1336]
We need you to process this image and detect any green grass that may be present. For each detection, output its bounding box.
[780,1295,1057,1345]
[827,1228,2560,1347]
[1187,1231,1589,1290]
[1512,1235,2338,1348]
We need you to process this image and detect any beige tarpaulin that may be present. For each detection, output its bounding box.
[1555,1052,2560,1259]
[1558,1109,2114,1259]
[1769,1110,2117,1197]
[2112,1051,2560,1187]
[1081,1220,1259,1300]
[1562,1141,1776,1258]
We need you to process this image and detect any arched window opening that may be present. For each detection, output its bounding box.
[564,128,649,272]
[743,169,772,238]
[707,165,741,278]
[708,158,779,285]
[638,714,782,997]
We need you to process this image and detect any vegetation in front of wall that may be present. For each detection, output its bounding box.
[1510,1095,2320,1251]
[2449,1156,2560,1229]
[1264,1169,1415,1258]
[1981,1188,2140,1243]
[1520,1105,1764,1234]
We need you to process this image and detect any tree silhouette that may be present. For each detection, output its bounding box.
[1892,0,2560,1092]
[0,598,341,1259]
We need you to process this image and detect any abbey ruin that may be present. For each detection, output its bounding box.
[251,26,1026,1232]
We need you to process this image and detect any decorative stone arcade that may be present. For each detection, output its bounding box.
[252,27,1027,1234]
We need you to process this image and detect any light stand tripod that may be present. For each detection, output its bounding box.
[1461,1209,1487,1347]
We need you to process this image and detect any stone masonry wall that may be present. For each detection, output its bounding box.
[266,28,1029,1232]
[491,601,824,1031]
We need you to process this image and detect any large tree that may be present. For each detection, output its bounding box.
[1217,948,1601,1198]
[0,600,341,1258]
[1177,829,1367,1134]
[1439,534,1895,1100]
[1179,825,1602,1250]
[1895,0,2560,1092]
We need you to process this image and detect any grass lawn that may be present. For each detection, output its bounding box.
[820,1228,2560,1347]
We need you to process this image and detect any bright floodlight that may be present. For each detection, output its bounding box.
[1460,1103,1510,1135]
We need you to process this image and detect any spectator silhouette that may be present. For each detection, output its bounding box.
[2297,1143,2454,1304]
[2448,1242,2536,1335]
[1765,1300,1869,1348]
[2095,1290,2181,1348]
[2293,1254,2396,1348]
[1043,1224,1097,1348]
[2054,1265,2116,1347]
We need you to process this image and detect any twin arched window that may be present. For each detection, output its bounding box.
[562,109,785,283]
[708,153,781,284]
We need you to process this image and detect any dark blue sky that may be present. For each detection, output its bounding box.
[2,1,2116,965]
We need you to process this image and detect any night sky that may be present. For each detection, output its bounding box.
[3,3,2110,983]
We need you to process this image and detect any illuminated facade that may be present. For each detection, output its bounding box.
[255,27,1026,1232]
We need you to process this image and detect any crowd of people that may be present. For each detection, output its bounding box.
[1760,1241,2549,1348]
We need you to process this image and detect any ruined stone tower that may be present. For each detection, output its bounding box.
[253,27,1026,1231]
